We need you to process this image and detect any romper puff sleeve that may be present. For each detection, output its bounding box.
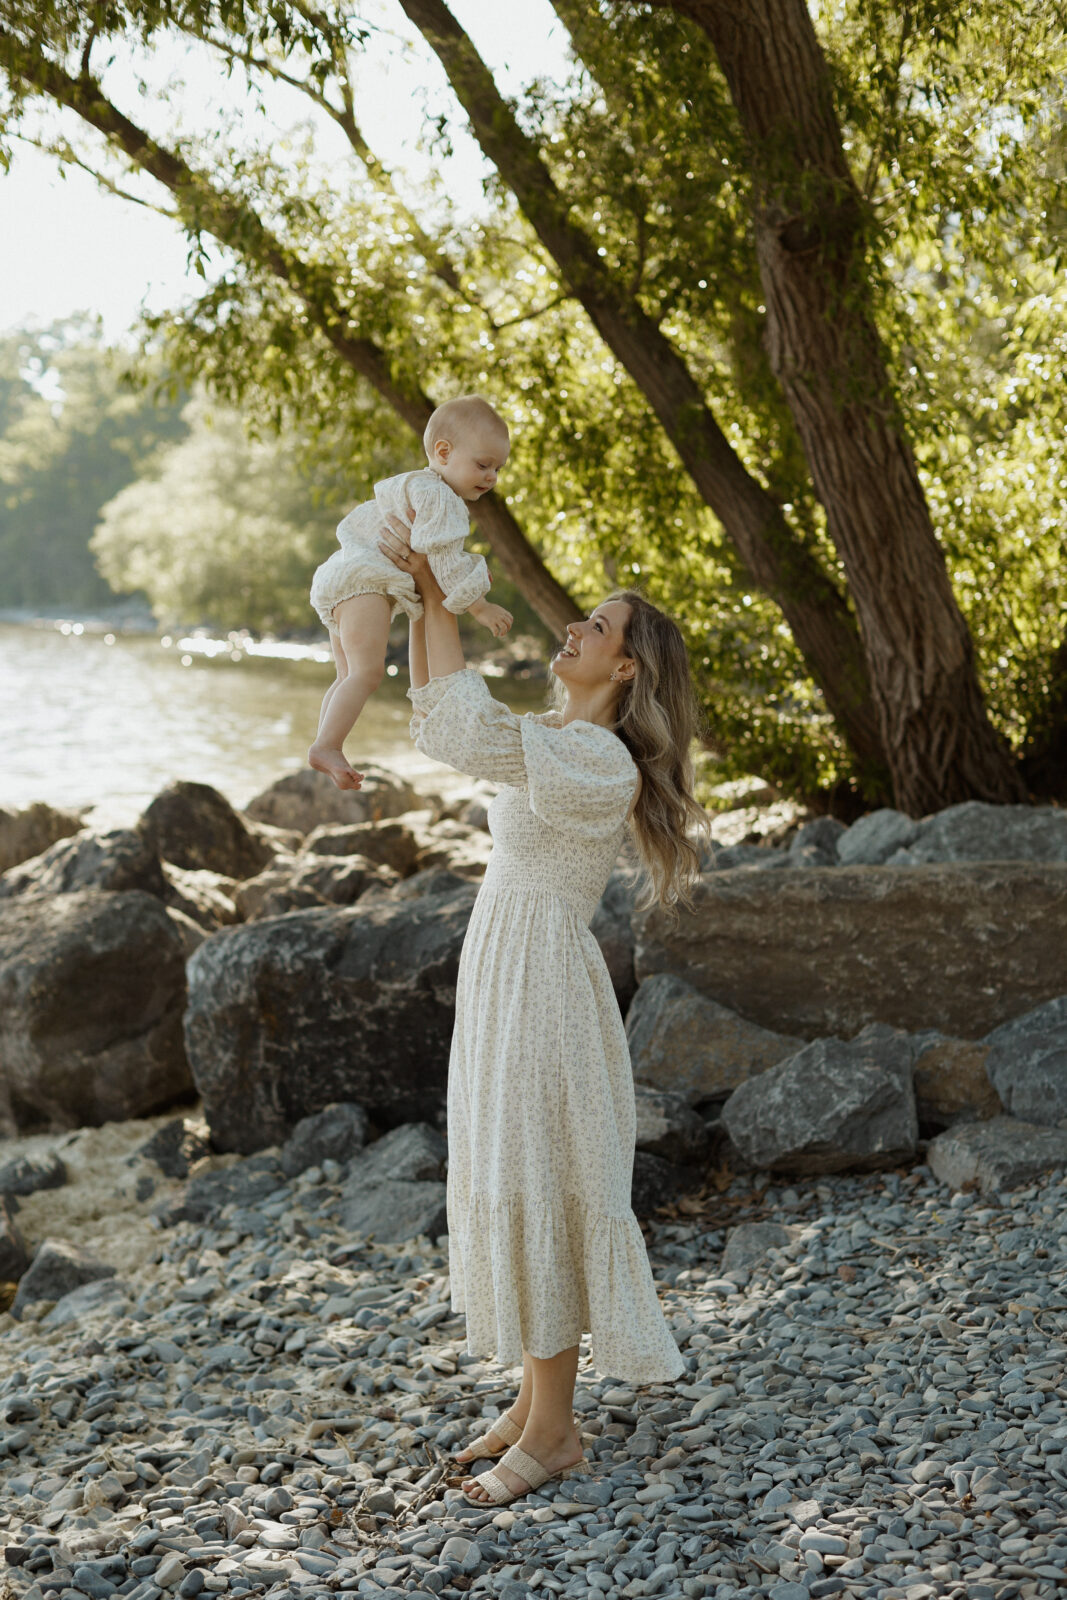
[405,474,491,616]
[408,668,638,839]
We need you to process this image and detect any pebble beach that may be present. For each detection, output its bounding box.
[1,1119,1064,1600]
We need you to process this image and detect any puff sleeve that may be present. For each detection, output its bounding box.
[408,669,638,837]
[406,475,491,616]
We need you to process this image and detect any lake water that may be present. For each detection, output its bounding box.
[0,621,550,826]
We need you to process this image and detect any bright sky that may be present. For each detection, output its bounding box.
[0,0,574,343]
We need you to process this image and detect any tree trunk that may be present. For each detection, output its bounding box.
[1020,636,1067,800]
[646,0,1026,812]
[0,31,580,640]
[397,0,891,798]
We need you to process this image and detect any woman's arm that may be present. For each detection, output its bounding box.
[381,512,466,682]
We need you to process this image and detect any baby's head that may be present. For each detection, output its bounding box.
[423,395,510,503]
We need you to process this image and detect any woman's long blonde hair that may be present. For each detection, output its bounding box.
[557,590,708,911]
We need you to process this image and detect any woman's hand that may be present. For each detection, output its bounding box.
[378,512,438,597]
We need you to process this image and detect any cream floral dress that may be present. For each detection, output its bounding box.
[408,667,684,1385]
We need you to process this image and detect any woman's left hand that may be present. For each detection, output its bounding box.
[378,512,435,591]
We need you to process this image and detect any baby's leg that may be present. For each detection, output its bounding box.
[308,593,391,789]
[315,630,349,737]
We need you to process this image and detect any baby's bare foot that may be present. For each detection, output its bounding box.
[308,742,363,790]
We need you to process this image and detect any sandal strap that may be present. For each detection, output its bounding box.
[498,1443,550,1491]
[459,1410,522,1459]
[469,1464,519,1504]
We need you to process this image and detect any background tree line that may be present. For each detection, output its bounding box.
[1,0,1065,812]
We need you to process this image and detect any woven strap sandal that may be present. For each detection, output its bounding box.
[464,1442,587,1506]
[453,1409,522,1461]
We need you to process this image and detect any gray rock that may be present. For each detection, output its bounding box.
[0,826,166,901]
[11,1238,116,1317]
[184,882,476,1151]
[711,843,790,870]
[982,996,1067,1121]
[410,819,493,880]
[237,854,396,919]
[630,1150,691,1219]
[0,890,191,1135]
[280,1102,370,1178]
[626,973,802,1102]
[721,1024,919,1174]
[304,819,422,874]
[911,1033,1002,1129]
[721,1221,799,1271]
[157,1156,285,1227]
[389,867,472,901]
[137,1118,212,1180]
[0,1196,28,1281]
[788,817,846,867]
[340,1178,447,1243]
[927,1115,1067,1192]
[590,868,639,1015]
[633,1084,712,1165]
[42,1276,129,1327]
[244,765,419,834]
[344,1122,447,1186]
[0,801,83,876]
[634,863,1067,1039]
[140,780,276,880]
[0,1150,67,1197]
[836,809,919,866]
[161,864,240,930]
[903,801,1067,864]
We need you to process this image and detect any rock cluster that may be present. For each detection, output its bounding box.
[0,1107,1063,1600]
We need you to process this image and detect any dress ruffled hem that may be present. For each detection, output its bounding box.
[447,1187,685,1386]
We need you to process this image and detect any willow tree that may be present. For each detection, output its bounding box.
[2,0,1064,807]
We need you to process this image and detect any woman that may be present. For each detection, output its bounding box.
[379,517,706,1508]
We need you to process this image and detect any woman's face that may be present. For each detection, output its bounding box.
[551,600,635,688]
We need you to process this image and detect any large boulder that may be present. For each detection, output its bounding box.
[590,868,639,1015]
[928,1116,1067,1194]
[626,973,801,1102]
[911,1034,1002,1130]
[982,997,1067,1122]
[184,880,477,1151]
[0,802,83,875]
[140,780,276,880]
[788,817,846,867]
[245,766,419,834]
[897,801,1067,865]
[720,1024,919,1175]
[0,890,191,1134]
[634,863,1067,1040]
[0,827,166,901]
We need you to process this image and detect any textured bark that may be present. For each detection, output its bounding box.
[1020,636,1067,800]
[0,30,579,638]
[398,0,890,795]
[645,0,1027,812]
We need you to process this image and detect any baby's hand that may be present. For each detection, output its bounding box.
[470,599,513,638]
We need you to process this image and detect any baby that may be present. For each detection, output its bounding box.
[308,394,513,789]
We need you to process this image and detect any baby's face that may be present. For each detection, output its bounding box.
[431,428,510,502]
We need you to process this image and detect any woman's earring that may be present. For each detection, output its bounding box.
[609,670,618,682]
